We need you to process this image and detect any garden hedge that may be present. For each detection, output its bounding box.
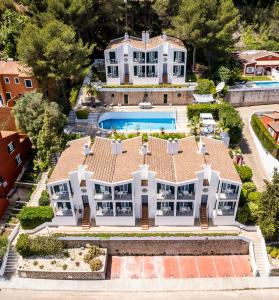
[187,103,222,120]
[235,164,253,182]
[251,114,279,159]
[38,190,50,206]
[76,108,89,119]
[18,206,54,229]
[0,236,8,259]
[16,234,64,257]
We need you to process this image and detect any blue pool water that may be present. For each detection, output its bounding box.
[254,81,279,88]
[99,112,176,131]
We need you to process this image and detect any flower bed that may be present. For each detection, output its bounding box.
[17,247,107,280]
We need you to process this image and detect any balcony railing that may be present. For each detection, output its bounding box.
[95,193,112,200]
[173,73,184,77]
[52,192,70,200]
[55,209,73,216]
[147,73,158,77]
[157,192,175,200]
[173,59,185,63]
[114,192,132,200]
[133,58,145,63]
[177,192,195,200]
[156,208,174,216]
[107,73,119,78]
[219,192,238,200]
[116,206,133,216]
[106,58,118,64]
[147,58,158,63]
[96,208,114,217]
[216,208,235,216]
[176,208,193,216]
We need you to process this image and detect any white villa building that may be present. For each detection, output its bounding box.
[104,32,187,85]
[47,136,242,228]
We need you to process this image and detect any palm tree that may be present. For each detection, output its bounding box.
[190,115,201,136]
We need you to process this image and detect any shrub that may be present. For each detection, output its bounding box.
[89,258,103,271]
[251,114,279,159]
[38,190,50,206]
[236,204,250,224]
[267,246,279,259]
[0,236,8,259]
[62,264,68,270]
[16,234,64,257]
[248,191,262,203]
[18,206,53,229]
[187,103,221,120]
[70,85,81,108]
[195,79,216,94]
[247,202,259,222]
[242,182,257,193]
[39,265,44,269]
[235,165,253,182]
[33,261,38,266]
[76,108,89,119]
[84,245,103,263]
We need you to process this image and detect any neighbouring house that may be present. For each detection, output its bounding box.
[47,136,241,228]
[105,32,187,85]
[0,107,31,198]
[0,60,38,106]
[235,50,279,76]
[100,32,194,106]
[261,112,279,144]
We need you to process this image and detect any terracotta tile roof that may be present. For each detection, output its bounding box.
[48,137,90,183]
[106,35,186,51]
[269,120,279,132]
[202,137,240,182]
[0,60,33,77]
[85,136,143,183]
[0,107,17,131]
[48,136,240,184]
[235,50,279,64]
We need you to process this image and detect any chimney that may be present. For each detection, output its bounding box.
[162,32,167,41]
[167,138,173,154]
[172,138,179,155]
[145,31,150,42]
[124,32,129,41]
[203,164,212,184]
[142,31,146,43]
[111,139,117,155]
[82,143,90,156]
[198,140,207,154]
[116,139,123,154]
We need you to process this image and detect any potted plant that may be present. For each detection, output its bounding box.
[160,127,165,135]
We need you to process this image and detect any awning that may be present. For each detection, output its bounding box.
[193,94,214,103]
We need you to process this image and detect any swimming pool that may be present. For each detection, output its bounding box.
[98,112,176,131]
[253,81,279,88]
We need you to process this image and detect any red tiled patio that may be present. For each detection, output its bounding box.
[107,255,253,279]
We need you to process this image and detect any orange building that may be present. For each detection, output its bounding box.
[0,107,31,198]
[261,112,279,144]
[0,60,38,106]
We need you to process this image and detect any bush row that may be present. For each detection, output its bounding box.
[0,236,8,259]
[187,103,222,120]
[251,114,279,159]
[103,83,188,89]
[235,164,253,183]
[18,206,54,229]
[112,132,187,142]
[267,245,279,259]
[16,234,64,257]
[38,190,50,206]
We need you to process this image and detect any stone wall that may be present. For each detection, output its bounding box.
[270,266,279,276]
[99,90,194,105]
[227,88,279,107]
[18,269,106,280]
[60,237,249,256]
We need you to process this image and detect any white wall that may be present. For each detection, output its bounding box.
[249,116,279,179]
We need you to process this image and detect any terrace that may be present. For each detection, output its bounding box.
[156,202,174,216]
[219,183,239,200]
[96,202,114,216]
[94,184,112,200]
[176,201,194,216]
[177,184,195,200]
[157,183,175,200]
[114,183,132,200]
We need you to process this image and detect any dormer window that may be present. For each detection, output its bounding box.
[4,77,10,84]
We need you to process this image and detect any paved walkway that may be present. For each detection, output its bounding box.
[237,104,279,190]
[28,171,49,207]
[0,275,278,292]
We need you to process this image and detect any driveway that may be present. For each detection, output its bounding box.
[237,104,279,190]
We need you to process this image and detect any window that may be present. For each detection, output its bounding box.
[51,183,69,199]
[0,176,4,185]
[15,154,22,166]
[96,202,113,216]
[173,65,185,77]
[177,184,195,199]
[124,94,128,105]
[0,95,3,106]
[203,179,209,186]
[4,77,10,84]
[7,141,15,153]
[268,127,275,136]
[147,51,158,63]
[6,92,12,101]
[246,67,254,74]
[157,201,174,216]
[163,94,168,104]
[146,65,156,77]
[141,180,148,186]
[107,66,118,78]
[220,183,239,199]
[217,201,236,216]
[108,51,117,63]
[24,79,33,88]
[116,202,133,216]
[173,51,185,63]
[133,65,145,77]
[14,77,20,84]
[133,51,145,63]
[55,201,72,216]
[176,201,193,216]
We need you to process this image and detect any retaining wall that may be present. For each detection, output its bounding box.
[227,88,279,107]
[60,237,249,256]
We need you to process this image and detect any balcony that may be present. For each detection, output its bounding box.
[107,73,119,78]
[133,58,145,63]
[114,191,132,200]
[96,205,114,217]
[95,192,112,200]
[147,73,158,78]
[173,73,184,78]
[52,192,70,200]
[157,190,175,200]
[216,201,236,216]
[116,202,133,216]
[157,202,174,216]
[219,192,238,200]
[147,58,158,63]
[55,209,73,216]
[106,58,118,64]
[177,185,195,200]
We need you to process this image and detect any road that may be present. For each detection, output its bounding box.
[1,289,279,300]
[237,104,279,190]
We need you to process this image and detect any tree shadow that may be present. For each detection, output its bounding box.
[239,136,252,154]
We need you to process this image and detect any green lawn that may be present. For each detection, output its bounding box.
[241,76,272,81]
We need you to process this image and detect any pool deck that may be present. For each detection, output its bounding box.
[112,105,189,133]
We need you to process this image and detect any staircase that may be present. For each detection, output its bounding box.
[200,205,208,229]
[141,206,149,230]
[253,241,269,277]
[88,112,101,125]
[124,74,129,84]
[5,245,19,274]
[82,205,91,229]
[68,110,76,125]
